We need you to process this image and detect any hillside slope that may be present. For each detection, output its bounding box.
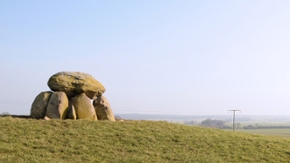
[0,117,290,163]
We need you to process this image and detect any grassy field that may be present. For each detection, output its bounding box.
[238,129,290,138]
[1,117,290,162]
[237,122,290,127]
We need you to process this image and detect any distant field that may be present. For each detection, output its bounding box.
[237,129,290,138]
[238,122,290,126]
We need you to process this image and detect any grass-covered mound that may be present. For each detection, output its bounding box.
[0,117,290,163]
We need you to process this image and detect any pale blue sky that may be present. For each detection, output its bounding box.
[1,1,290,115]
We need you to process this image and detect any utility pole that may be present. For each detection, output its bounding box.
[228,110,241,131]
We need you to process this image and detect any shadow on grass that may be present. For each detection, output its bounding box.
[0,114,32,119]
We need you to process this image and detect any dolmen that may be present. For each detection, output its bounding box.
[30,71,115,121]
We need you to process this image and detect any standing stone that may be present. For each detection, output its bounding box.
[45,92,69,119]
[47,71,106,99]
[93,96,115,121]
[71,93,97,120]
[30,91,53,119]
[66,103,77,120]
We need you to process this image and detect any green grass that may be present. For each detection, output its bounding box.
[1,117,290,163]
[238,129,290,138]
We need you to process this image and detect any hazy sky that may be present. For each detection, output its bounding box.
[1,1,290,115]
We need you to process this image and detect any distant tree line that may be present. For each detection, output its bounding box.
[184,120,198,125]
[0,112,10,116]
[200,118,230,129]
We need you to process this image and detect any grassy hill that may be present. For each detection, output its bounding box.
[0,117,290,163]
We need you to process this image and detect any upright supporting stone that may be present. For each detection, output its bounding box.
[30,91,53,119]
[71,93,98,120]
[45,92,69,119]
[67,103,77,120]
[93,96,115,121]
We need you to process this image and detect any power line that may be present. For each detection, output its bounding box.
[228,110,241,131]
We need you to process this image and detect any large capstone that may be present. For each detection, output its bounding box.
[47,71,105,99]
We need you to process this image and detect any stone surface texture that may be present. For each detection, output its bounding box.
[93,96,115,121]
[71,93,98,120]
[45,92,69,119]
[47,71,105,99]
[30,91,53,119]
[67,104,77,120]
[30,71,115,121]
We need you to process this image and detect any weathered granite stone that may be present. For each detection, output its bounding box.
[45,92,69,119]
[93,96,115,121]
[47,71,105,99]
[66,102,77,120]
[71,93,97,120]
[30,91,53,119]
